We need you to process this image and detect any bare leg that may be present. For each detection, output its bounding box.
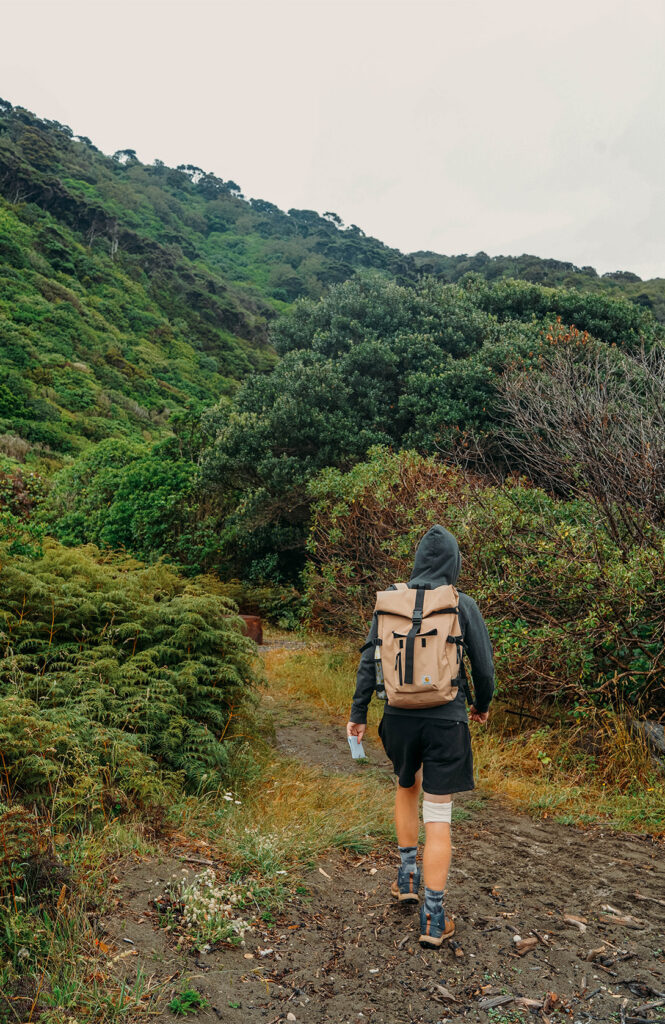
[422,791,452,891]
[394,769,422,847]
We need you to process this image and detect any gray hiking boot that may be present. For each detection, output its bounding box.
[419,904,455,947]
[391,865,421,903]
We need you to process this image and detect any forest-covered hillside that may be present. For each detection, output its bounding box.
[0,99,413,450]
[413,250,665,323]
[2,95,665,743]
[2,96,665,453]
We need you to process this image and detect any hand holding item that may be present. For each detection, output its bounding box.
[347,720,366,741]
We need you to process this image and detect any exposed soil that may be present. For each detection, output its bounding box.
[103,650,665,1024]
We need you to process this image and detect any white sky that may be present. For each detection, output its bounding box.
[4,0,665,279]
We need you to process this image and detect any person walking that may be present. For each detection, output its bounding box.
[346,525,494,948]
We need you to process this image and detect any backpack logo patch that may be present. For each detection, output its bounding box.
[421,674,433,685]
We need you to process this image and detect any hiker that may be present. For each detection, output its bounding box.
[346,525,494,948]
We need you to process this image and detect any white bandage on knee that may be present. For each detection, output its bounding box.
[422,799,453,824]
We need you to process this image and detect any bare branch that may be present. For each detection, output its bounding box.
[497,339,665,549]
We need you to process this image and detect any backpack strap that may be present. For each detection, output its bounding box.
[404,585,427,687]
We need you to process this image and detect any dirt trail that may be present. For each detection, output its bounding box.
[104,649,665,1024]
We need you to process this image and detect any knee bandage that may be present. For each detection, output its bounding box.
[422,799,453,824]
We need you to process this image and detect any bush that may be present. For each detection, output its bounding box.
[216,579,309,630]
[0,541,260,825]
[305,448,665,714]
[44,435,223,573]
[0,458,46,556]
[202,274,663,580]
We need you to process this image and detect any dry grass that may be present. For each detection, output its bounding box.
[263,637,665,835]
[173,757,395,878]
[167,637,400,878]
[262,639,376,722]
[473,707,665,833]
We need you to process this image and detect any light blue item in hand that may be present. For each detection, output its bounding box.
[348,735,366,759]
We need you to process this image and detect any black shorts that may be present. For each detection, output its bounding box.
[378,714,474,795]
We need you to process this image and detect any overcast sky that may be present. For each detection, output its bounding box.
[4,0,665,278]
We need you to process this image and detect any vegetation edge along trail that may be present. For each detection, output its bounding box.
[20,634,661,1024]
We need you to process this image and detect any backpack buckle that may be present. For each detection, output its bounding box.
[412,609,423,624]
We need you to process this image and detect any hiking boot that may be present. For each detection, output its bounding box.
[419,905,455,947]
[391,865,421,903]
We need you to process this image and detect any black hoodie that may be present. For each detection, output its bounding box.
[349,525,495,724]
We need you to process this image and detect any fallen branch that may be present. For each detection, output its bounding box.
[478,995,514,1010]
[633,999,665,1015]
[598,914,645,930]
[634,891,665,909]
[593,962,618,978]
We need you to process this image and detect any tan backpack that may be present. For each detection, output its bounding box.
[373,583,464,709]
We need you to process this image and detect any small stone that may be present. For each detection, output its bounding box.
[287,1014,296,1022]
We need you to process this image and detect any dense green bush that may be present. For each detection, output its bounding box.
[305,448,665,714]
[44,433,223,572]
[0,540,259,823]
[202,274,662,580]
[0,456,46,556]
[216,579,309,630]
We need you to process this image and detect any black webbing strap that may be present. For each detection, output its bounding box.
[404,586,426,686]
[447,634,465,665]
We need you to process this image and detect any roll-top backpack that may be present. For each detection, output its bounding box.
[368,582,464,709]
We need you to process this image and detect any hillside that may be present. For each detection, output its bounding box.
[0,99,413,451]
[413,250,665,322]
[2,97,665,454]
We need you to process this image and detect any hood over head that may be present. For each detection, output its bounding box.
[408,525,461,588]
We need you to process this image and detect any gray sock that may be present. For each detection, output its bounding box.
[424,886,445,916]
[398,846,417,873]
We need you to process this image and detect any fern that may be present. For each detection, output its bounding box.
[0,540,259,829]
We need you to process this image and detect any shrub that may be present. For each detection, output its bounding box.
[305,448,665,714]
[44,435,223,573]
[497,334,665,548]
[0,541,260,826]
[216,579,309,630]
[0,458,46,557]
[0,434,31,461]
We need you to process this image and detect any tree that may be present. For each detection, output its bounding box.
[113,148,138,165]
[177,163,205,183]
